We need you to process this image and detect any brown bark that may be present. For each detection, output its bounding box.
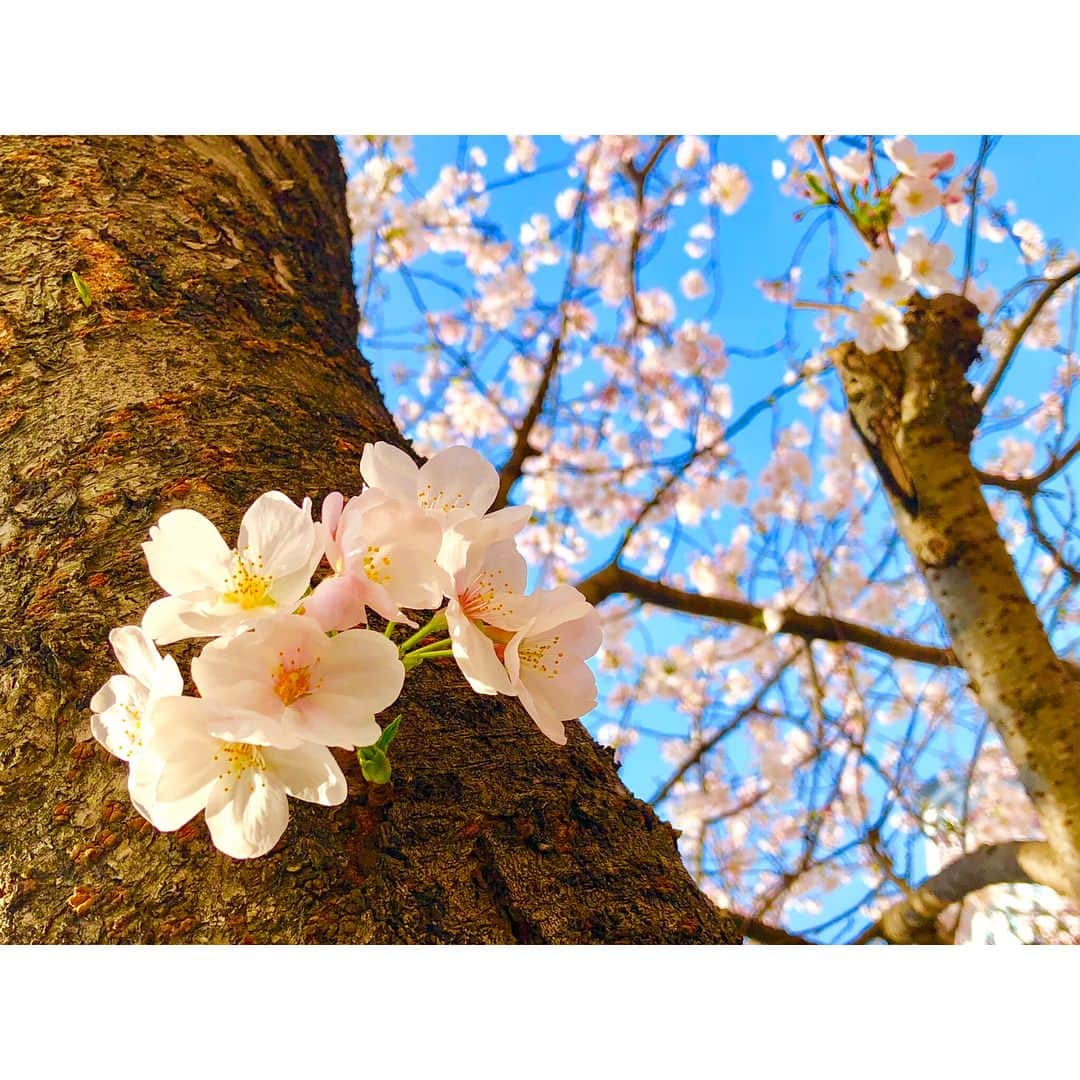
[0,136,739,944]
[833,294,1080,899]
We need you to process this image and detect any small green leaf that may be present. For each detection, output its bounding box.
[804,173,830,206]
[358,745,392,785]
[71,271,92,308]
[376,714,402,751]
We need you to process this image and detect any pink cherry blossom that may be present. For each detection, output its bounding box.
[503,586,602,744]
[189,613,404,749]
[305,488,444,630]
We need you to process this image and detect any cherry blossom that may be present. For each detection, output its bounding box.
[680,269,709,300]
[900,234,955,295]
[883,136,954,179]
[141,694,348,859]
[676,136,708,171]
[849,248,914,305]
[846,300,909,352]
[304,488,444,630]
[829,149,870,185]
[892,175,942,219]
[142,492,323,645]
[441,510,532,695]
[701,163,751,215]
[90,625,184,825]
[189,613,404,749]
[503,586,603,744]
[1013,219,1046,263]
[360,441,499,527]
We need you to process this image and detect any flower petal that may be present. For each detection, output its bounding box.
[128,751,205,831]
[237,492,323,609]
[191,629,283,715]
[448,598,514,695]
[147,696,223,809]
[360,442,419,501]
[289,694,383,749]
[204,704,305,750]
[317,629,405,714]
[142,594,210,645]
[303,573,371,632]
[108,625,163,687]
[143,509,232,596]
[417,446,499,519]
[519,656,597,740]
[263,743,348,804]
[204,772,290,859]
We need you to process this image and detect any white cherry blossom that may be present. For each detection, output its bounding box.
[899,234,955,295]
[829,149,871,185]
[846,301,909,353]
[849,248,914,305]
[676,136,708,171]
[304,488,444,630]
[90,625,184,825]
[360,441,499,526]
[892,175,942,219]
[701,163,750,215]
[142,491,323,645]
[142,694,348,859]
[883,137,954,179]
[441,509,533,695]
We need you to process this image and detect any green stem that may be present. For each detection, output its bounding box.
[383,620,396,638]
[397,610,449,656]
[404,637,453,657]
[402,647,455,673]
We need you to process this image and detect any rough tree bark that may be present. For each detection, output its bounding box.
[834,294,1080,900]
[0,136,739,944]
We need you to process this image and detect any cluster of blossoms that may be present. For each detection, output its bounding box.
[90,443,602,859]
[832,137,958,353]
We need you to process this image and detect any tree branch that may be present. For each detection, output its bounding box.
[854,841,1070,944]
[976,261,1080,409]
[975,432,1080,496]
[732,914,815,945]
[578,563,957,669]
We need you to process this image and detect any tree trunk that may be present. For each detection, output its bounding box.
[0,136,739,944]
[834,294,1080,898]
